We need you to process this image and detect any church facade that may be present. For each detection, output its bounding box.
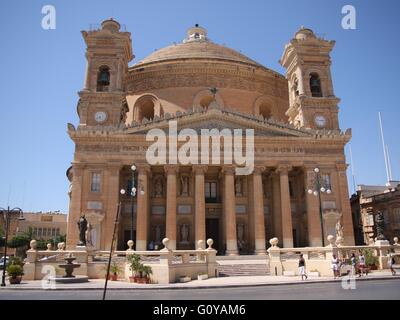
[66,19,355,254]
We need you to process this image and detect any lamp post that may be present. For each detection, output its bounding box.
[307,168,331,247]
[129,164,136,243]
[0,206,24,287]
[102,189,125,300]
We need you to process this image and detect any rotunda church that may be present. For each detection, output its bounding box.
[66,19,355,254]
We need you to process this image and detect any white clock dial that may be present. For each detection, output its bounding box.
[314,115,326,128]
[94,111,107,123]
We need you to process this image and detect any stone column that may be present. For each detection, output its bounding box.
[66,163,84,249]
[136,164,150,250]
[253,166,266,254]
[223,166,238,255]
[304,166,323,247]
[102,164,121,250]
[194,166,207,249]
[336,164,355,245]
[272,172,282,241]
[278,165,293,248]
[165,165,178,250]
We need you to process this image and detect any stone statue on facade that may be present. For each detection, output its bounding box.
[180,175,189,196]
[375,211,386,240]
[77,215,88,246]
[180,224,189,243]
[85,223,93,247]
[154,177,163,197]
[335,220,344,239]
[235,177,243,196]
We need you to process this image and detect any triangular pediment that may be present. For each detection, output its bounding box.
[124,107,313,138]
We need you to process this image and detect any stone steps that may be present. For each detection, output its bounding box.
[217,263,270,277]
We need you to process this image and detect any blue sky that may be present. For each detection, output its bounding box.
[0,0,399,213]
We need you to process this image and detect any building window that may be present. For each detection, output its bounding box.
[38,228,42,237]
[33,228,38,237]
[56,228,60,236]
[52,228,56,236]
[97,66,110,92]
[393,208,400,224]
[322,174,332,190]
[91,172,101,192]
[205,182,217,202]
[310,73,323,97]
[259,103,272,120]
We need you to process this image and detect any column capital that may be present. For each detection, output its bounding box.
[253,166,266,175]
[221,165,236,175]
[192,165,208,175]
[136,163,151,174]
[71,162,86,170]
[276,164,292,174]
[335,163,348,172]
[164,165,179,175]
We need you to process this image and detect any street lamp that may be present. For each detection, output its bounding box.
[103,189,125,300]
[127,164,145,245]
[0,206,24,287]
[307,168,331,247]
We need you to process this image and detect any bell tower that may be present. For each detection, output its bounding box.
[77,19,133,127]
[280,27,340,130]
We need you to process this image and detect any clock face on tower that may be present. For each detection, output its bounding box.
[314,115,326,128]
[94,111,107,123]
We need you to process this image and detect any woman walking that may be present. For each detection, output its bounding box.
[331,254,339,279]
[298,254,308,280]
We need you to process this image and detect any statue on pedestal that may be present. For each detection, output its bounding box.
[375,211,386,240]
[77,215,88,246]
[180,175,189,196]
[335,220,344,239]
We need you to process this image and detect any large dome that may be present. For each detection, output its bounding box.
[135,25,263,68]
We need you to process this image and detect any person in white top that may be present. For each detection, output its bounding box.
[358,252,366,277]
[331,254,339,279]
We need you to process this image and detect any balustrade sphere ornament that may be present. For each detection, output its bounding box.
[57,242,64,250]
[127,240,134,250]
[269,237,279,247]
[30,239,37,250]
[394,237,399,245]
[206,238,214,249]
[46,243,52,251]
[327,235,335,245]
[162,238,170,250]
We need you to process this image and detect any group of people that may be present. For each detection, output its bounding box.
[298,251,397,280]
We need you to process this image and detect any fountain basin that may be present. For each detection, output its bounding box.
[49,275,89,284]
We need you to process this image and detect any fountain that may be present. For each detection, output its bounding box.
[49,253,89,283]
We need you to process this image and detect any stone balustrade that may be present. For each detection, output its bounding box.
[23,238,217,284]
[267,236,400,276]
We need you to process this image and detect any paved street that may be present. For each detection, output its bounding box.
[0,279,399,300]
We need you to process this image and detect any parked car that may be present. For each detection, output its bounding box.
[0,256,9,270]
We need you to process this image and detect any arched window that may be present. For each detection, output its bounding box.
[310,73,322,97]
[259,103,272,120]
[97,66,110,92]
[139,99,155,121]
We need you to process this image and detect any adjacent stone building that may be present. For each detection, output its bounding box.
[66,19,355,254]
[351,182,400,245]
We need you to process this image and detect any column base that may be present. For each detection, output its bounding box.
[168,239,176,250]
[283,238,294,248]
[136,240,147,251]
[254,239,266,254]
[254,249,267,255]
[225,250,239,256]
